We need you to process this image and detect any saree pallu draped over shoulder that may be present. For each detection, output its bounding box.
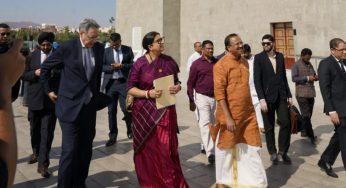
[127,54,189,188]
[127,54,180,153]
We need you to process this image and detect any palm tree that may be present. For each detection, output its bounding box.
[109,17,115,32]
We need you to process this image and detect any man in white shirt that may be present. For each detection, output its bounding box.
[242,44,265,132]
[186,42,202,72]
[102,33,134,146]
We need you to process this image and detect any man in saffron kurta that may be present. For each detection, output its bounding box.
[213,34,267,188]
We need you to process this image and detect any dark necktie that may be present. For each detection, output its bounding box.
[339,60,345,73]
[112,48,123,79]
[83,47,94,104]
[83,47,94,80]
[116,49,120,64]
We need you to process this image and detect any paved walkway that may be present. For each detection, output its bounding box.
[13,71,346,188]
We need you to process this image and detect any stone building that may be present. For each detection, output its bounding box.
[116,0,346,69]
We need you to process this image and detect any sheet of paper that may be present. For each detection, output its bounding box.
[153,74,176,109]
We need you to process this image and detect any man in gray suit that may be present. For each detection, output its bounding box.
[102,33,134,146]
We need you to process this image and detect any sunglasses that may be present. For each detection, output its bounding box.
[261,42,272,46]
[0,32,10,36]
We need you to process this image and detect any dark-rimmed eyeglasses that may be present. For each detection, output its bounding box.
[153,37,165,44]
[0,32,10,36]
[333,48,346,52]
[261,42,272,46]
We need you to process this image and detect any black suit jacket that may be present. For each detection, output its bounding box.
[254,51,292,103]
[22,49,60,110]
[318,55,346,117]
[40,38,105,122]
[102,45,134,91]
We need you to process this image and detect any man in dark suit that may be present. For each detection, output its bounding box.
[102,33,134,146]
[22,32,60,178]
[254,34,292,165]
[317,38,346,178]
[40,19,105,188]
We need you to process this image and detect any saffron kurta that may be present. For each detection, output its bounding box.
[213,52,267,188]
[213,53,261,149]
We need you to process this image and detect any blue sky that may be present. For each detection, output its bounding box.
[1,0,116,28]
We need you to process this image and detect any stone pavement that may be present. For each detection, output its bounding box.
[13,71,346,188]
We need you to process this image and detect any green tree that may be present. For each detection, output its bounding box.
[109,17,115,32]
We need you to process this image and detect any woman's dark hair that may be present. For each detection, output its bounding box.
[142,31,160,51]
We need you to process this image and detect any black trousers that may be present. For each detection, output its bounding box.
[57,101,96,188]
[320,118,346,169]
[296,97,315,138]
[0,158,7,188]
[28,109,57,167]
[262,98,291,154]
[106,79,132,140]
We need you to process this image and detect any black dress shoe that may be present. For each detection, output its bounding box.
[279,152,292,165]
[105,139,116,147]
[318,160,338,178]
[270,153,278,165]
[74,184,87,188]
[310,136,317,145]
[300,131,308,137]
[208,154,215,164]
[28,154,38,164]
[201,149,206,155]
[37,166,51,178]
[127,132,133,139]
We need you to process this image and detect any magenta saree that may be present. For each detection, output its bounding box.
[127,54,189,188]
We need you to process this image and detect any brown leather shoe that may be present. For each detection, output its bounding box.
[27,154,38,164]
[37,166,51,178]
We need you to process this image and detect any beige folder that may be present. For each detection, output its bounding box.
[153,74,176,109]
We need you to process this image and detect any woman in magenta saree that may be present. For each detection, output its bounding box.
[127,31,189,188]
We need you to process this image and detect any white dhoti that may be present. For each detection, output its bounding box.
[215,134,267,188]
[253,102,264,129]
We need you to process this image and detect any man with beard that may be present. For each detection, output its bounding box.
[0,23,21,102]
[213,34,267,188]
[22,32,60,178]
[187,40,216,163]
[291,48,318,144]
[254,34,292,165]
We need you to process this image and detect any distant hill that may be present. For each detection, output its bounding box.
[4,21,41,29]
